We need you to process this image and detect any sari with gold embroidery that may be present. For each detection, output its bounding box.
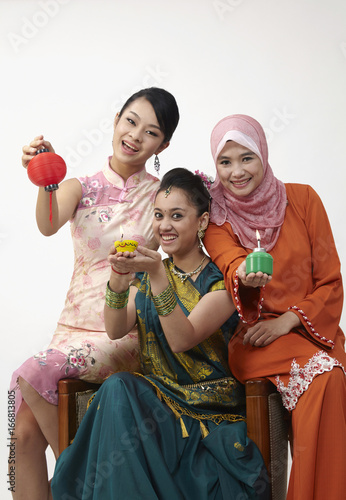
[52,259,269,500]
[135,259,246,434]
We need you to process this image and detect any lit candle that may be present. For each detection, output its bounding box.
[245,230,273,275]
[256,229,261,249]
[114,225,138,252]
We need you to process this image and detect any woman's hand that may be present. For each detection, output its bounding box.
[243,311,301,347]
[108,245,163,276]
[237,260,272,287]
[22,135,55,169]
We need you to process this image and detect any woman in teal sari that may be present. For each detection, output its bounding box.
[51,168,269,499]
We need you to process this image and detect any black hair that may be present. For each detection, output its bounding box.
[157,168,211,216]
[118,87,179,143]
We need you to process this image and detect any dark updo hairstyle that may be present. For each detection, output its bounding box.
[118,87,180,143]
[157,168,211,216]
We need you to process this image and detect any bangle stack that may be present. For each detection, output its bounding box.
[152,284,177,316]
[105,282,129,309]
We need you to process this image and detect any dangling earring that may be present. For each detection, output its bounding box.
[197,228,205,249]
[154,155,160,175]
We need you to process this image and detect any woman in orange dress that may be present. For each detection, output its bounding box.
[204,114,346,500]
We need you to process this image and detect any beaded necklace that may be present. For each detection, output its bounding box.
[172,255,207,283]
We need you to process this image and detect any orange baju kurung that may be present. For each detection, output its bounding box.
[204,183,346,500]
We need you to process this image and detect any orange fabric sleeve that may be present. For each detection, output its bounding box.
[285,185,343,348]
[204,222,263,325]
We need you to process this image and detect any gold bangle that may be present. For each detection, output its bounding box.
[152,284,177,316]
[105,282,129,309]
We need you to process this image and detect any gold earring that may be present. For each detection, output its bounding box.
[197,228,205,249]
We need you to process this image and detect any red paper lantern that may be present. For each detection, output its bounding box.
[27,148,67,226]
[27,148,67,191]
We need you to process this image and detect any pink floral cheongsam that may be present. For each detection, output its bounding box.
[11,159,160,413]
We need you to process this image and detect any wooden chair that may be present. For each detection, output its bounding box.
[58,377,290,500]
[245,378,290,500]
[58,379,101,454]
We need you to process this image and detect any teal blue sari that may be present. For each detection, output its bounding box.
[52,260,269,499]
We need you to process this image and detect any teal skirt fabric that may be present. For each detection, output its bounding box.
[51,373,269,499]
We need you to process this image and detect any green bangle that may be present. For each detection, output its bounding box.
[152,284,177,316]
[105,282,129,309]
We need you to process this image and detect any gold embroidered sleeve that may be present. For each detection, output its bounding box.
[208,280,226,292]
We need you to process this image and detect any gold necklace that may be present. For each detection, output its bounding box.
[172,255,207,283]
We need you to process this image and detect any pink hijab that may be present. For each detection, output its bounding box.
[209,114,287,251]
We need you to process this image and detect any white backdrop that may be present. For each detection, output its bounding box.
[1,0,346,496]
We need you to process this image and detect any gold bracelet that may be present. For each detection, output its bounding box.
[152,284,177,316]
[105,282,129,309]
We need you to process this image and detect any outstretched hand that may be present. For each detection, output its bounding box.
[22,135,55,169]
[108,245,163,276]
[237,260,272,288]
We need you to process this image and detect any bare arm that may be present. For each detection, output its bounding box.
[22,135,82,235]
[104,248,138,340]
[161,288,236,352]
[104,282,138,340]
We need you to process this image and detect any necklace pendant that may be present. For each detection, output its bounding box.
[171,255,207,284]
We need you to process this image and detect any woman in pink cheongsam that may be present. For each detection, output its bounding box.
[10,87,179,500]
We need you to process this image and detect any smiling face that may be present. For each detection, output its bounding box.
[153,188,209,259]
[216,141,264,197]
[111,97,169,177]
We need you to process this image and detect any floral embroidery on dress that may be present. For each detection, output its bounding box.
[98,209,111,223]
[62,344,96,375]
[88,237,101,250]
[128,208,142,221]
[275,350,345,411]
[84,210,97,219]
[79,180,114,209]
[81,197,95,207]
[34,349,54,366]
[42,389,58,405]
[90,180,102,189]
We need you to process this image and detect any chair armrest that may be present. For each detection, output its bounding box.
[245,378,289,500]
[245,378,277,468]
[58,379,101,454]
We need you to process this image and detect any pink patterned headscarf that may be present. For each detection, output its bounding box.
[209,114,287,251]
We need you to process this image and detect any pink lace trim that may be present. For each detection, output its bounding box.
[275,350,345,411]
[233,269,264,324]
[289,305,335,347]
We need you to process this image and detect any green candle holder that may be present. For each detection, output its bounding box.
[246,248,273,275]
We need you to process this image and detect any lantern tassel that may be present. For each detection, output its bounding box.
[49,191,53,227]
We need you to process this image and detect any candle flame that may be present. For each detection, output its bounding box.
[256,230,261,249]
[120,225,124,241]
